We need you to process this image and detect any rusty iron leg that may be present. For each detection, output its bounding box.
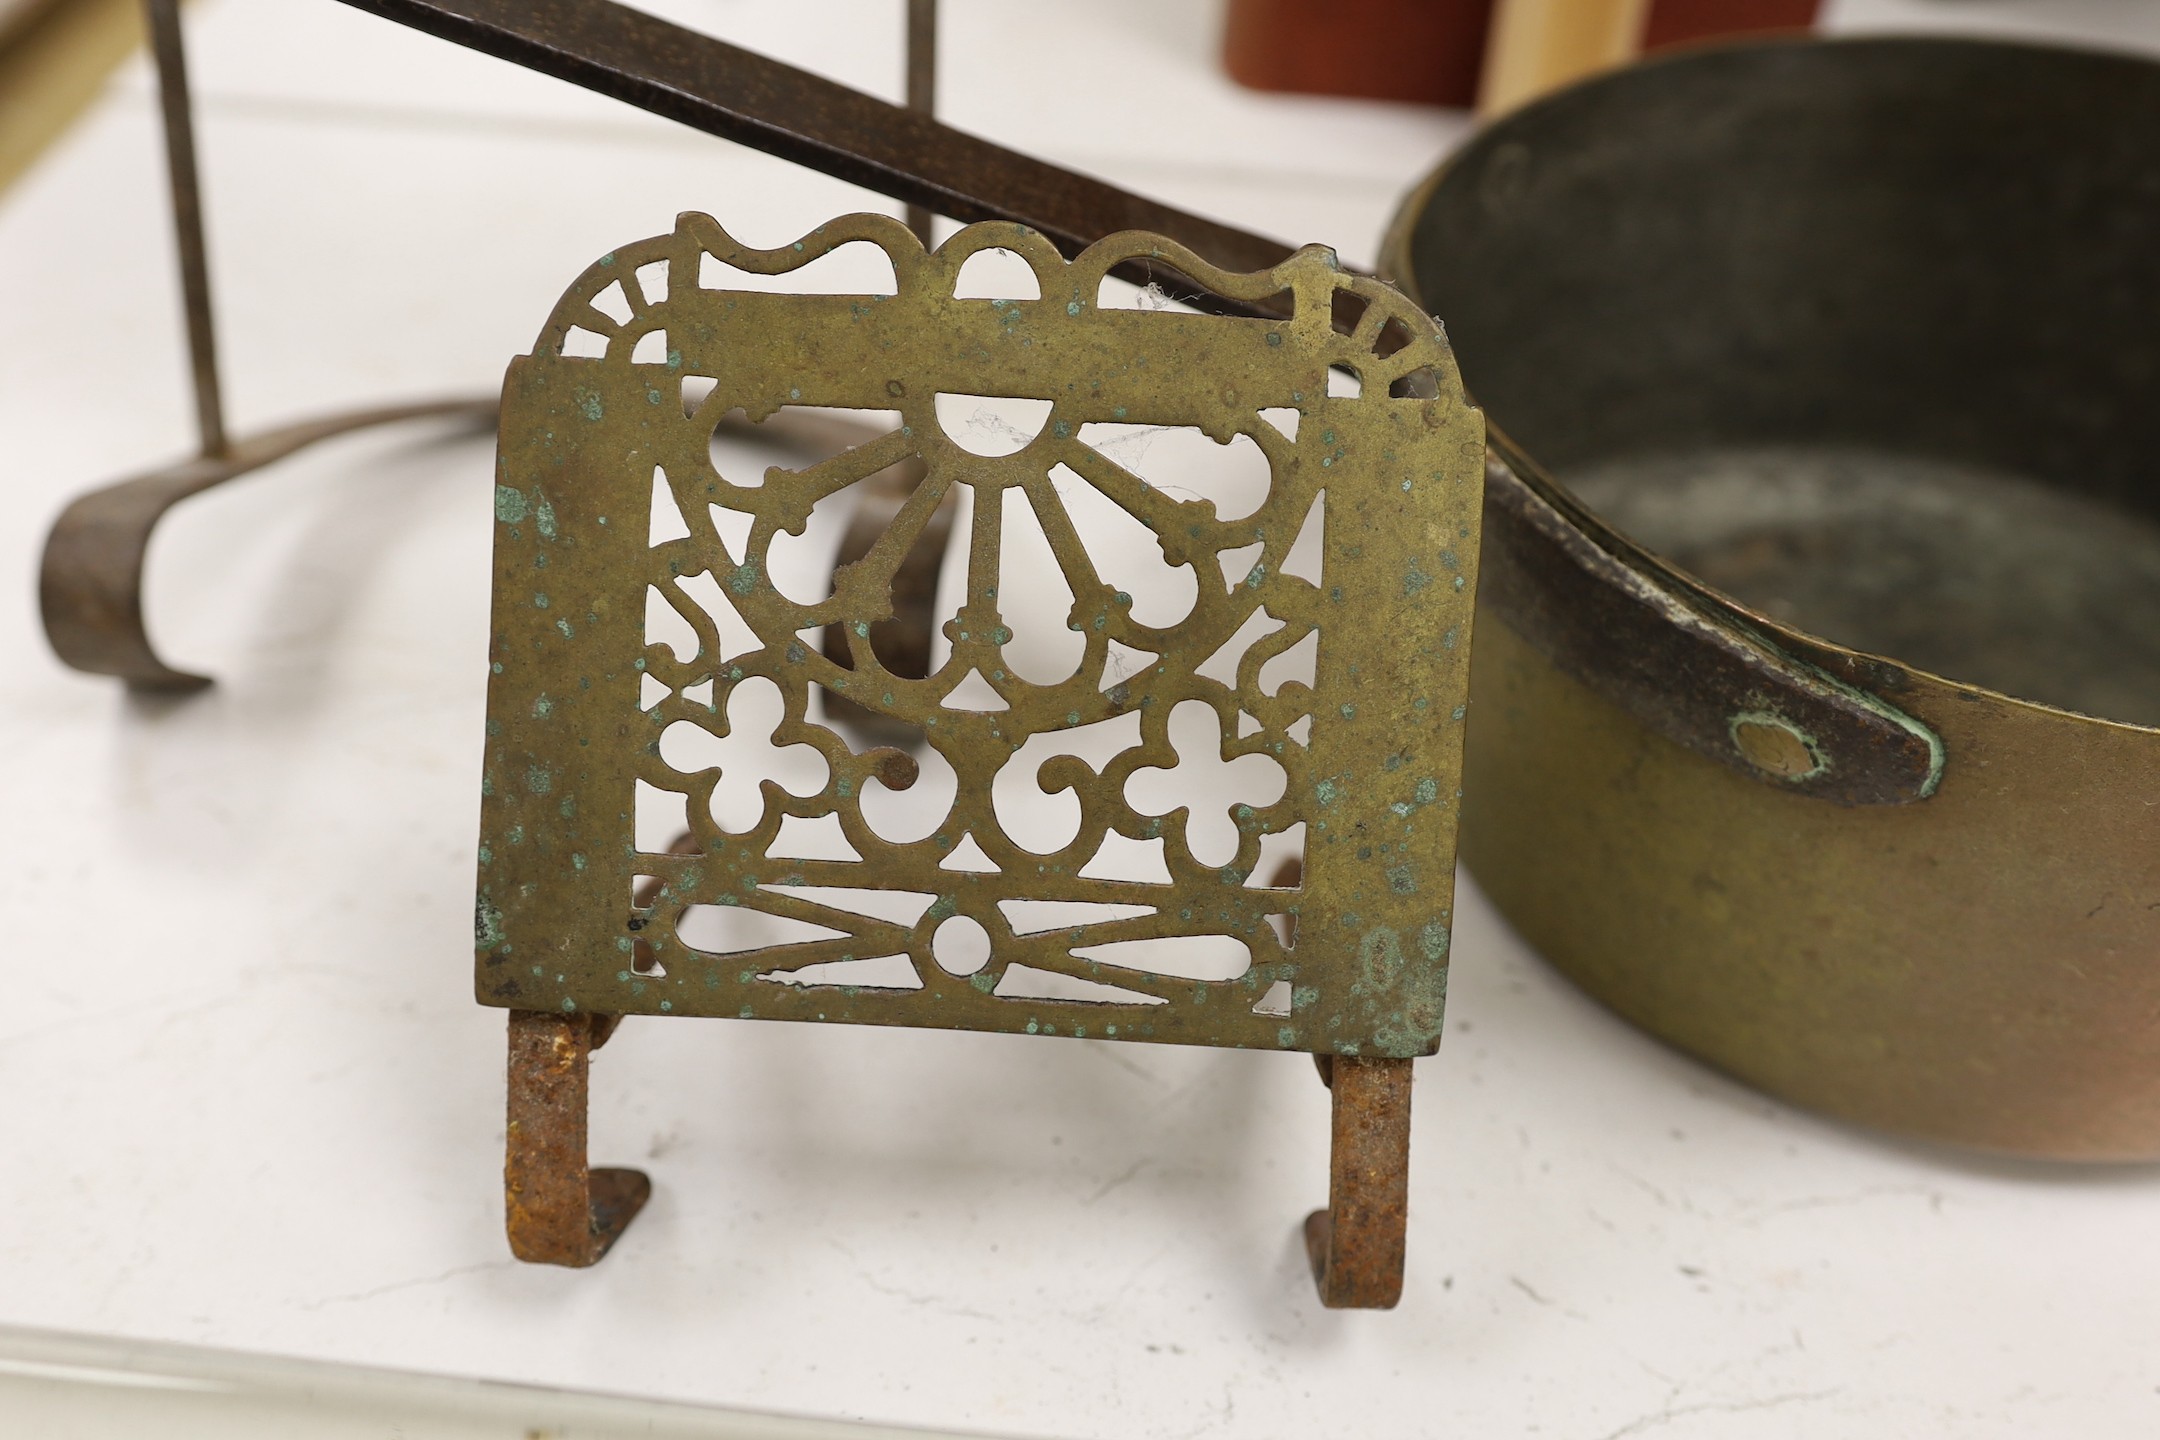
[504,1009,648,1266]
[1304,1054,1412,1308]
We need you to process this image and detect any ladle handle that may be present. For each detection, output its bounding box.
[331,0,1312,311]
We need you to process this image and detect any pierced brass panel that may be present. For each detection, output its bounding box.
[476,212,1482,1058]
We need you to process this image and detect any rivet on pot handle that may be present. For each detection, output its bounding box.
[1476,446,1944,806]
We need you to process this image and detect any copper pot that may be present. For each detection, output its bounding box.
[1382,36,2160,1159]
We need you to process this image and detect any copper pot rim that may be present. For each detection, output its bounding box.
[1377,32,2160,747]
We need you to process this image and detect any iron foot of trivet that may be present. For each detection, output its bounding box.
[1305,1053,1413,1309]
[1271,856,1415,1309]
[504,1009,649,1266]
[39,399,497,691]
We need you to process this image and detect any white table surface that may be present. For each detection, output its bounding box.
[3,2,2157,1436]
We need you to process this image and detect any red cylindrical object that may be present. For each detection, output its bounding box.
[1223,0,1822,108]
[1223,0,1496,109]
[1643,0,1822,51]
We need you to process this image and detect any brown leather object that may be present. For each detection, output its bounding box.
[1644,0,1820,50]
[1222,0,1821,108]
[1224,0,1495,109]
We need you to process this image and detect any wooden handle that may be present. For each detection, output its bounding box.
[1479,0,1650,116]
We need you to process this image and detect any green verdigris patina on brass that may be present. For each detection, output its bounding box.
[475,211,1483,1058]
